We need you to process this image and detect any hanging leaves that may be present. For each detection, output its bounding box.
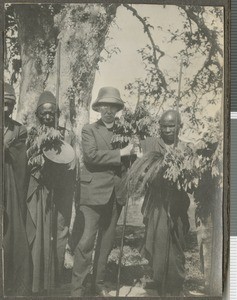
[26,125,63,171]
[111,105,155,149]
[127,120,222,220]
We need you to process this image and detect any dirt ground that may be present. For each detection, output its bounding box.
[53,226,204,297]
[106,225,204,297]
[52,197,206,297]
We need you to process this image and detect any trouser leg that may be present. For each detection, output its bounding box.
[93,197,122,286]
[71,205,100,297]
[56,211,69,283]
[68,209,85,253]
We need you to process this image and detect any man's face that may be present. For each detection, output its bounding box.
[4,99,15,119]
[98,103,118,124]
[160,119,180,145]
[36,103,57,127]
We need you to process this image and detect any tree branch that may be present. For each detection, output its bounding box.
[179,6,223,57]
[123,4,167,90]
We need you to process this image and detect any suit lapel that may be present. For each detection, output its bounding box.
[95,120,113,150]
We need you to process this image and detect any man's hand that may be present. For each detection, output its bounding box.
[133,146,143,158]
[120,144,134,157]
[130,135,143,157]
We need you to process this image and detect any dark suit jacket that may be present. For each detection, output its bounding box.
[80,119,127,206]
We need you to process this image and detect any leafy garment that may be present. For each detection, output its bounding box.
[140,137,190,295]
[3,119,31,296]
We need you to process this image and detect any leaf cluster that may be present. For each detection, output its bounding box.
[5,4,62,84]
[5,4,21,83]
[111,105,154,149]
[127,121,222,219]
[108,245,148,266]
[163,124,222,194]
[125,46,173,109]
[26,125,63,172]
[125,6,223,128]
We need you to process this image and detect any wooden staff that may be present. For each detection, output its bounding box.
[134,82,142,151]
[174,58,183,148]
[47,41,61,294]
[116,154,135,297]
[55,41,61,129]
[116,82,141,296]
[47,189,55,294]
[116,160,131,297]
[116,189,129,296]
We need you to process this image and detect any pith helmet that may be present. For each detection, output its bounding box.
[92,87,124,112]
[37,91,56,109]
[4,82,16,103]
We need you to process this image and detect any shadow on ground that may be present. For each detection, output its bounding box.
[52,225,205,297]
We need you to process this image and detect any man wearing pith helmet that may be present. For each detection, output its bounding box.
[3,82,31,295]
[25,91,78,294]
[138,109,191,296]
[71,87,134,296]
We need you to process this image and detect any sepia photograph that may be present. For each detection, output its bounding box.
[2,1,228,298]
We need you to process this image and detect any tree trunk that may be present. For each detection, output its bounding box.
[14,3,119,265]
[209,185,222,295]
[209,96,224,296]
[15,3,119,137]
[47,4,118,136]
[14,4,58,124]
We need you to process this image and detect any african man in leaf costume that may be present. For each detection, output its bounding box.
[25,91,78,294]
[129,110,191,296]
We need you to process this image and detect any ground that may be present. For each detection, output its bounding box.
[52,227,204,297]
[52,197,206,297]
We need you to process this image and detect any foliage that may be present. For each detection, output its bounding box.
[162,117,221,191]
[162,140,220,193]
[127,119,222,219]
[125,48,173,111]
[5,4,21,84]
[5,4,62,85]
[111,105,157,149]
[192,124,223,220]
[113,104,223,219]
[109,246,148,266]
[123,4,168,111]
[26,125,63,172]
[177,6,223,125]
[5,4,223,136]
[124,5,223,127]
[162,146,199,192]
[5,3,120,130]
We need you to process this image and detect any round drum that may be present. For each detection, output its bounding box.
[43,140,75,165]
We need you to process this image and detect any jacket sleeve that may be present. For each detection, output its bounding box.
[82,125,121,166]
